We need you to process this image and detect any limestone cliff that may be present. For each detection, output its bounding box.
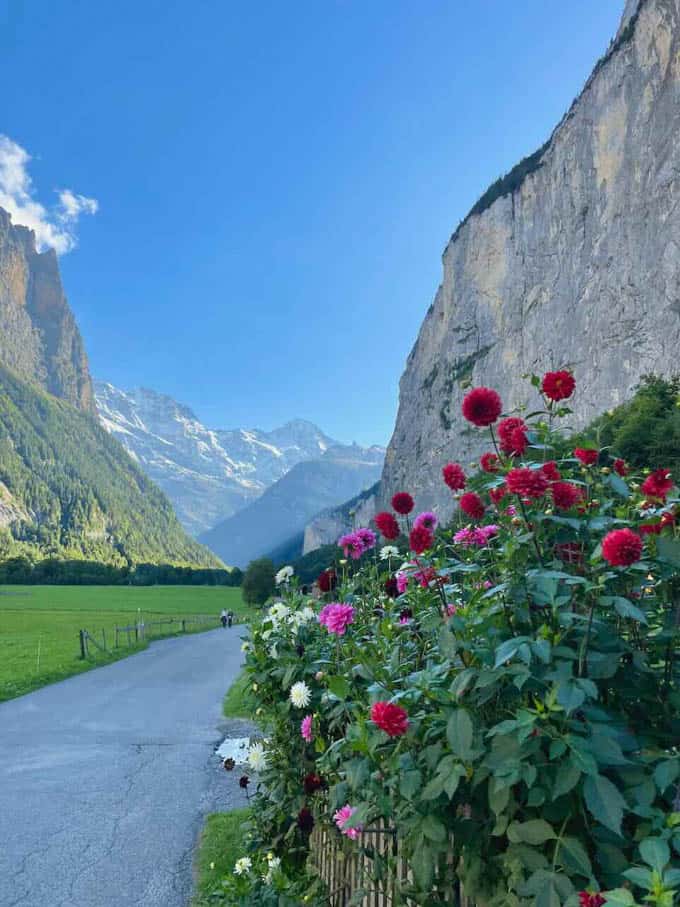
[0,207,94,411]
[382,0,680,517]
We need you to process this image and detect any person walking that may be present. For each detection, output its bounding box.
[220,608,228,629]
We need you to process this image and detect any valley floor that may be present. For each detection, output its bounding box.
[0,626,250,907]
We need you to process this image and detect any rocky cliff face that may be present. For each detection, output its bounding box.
[382,0,680,517]
[302,483,379,555]
[0,207,94,411]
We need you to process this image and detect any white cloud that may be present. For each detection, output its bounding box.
[0,134,98,254]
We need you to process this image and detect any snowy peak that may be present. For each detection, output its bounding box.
[94,381,346,537]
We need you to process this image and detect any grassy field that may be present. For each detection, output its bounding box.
[0,585,248,702]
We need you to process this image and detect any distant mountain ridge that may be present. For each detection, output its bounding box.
[95,382,341,536]
[199,444,385,567]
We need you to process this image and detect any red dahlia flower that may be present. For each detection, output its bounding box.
[639,522,663,536]
[574,448,598,466]
[542,370,576,402]
[541,461,561,481]
[461,387,503,427]
[551,481,584,510]
[506,467,550,499]
[480,452,499,473]
[613,458,628,476]
[641,468,674,502]
[602,528,643,566]
[409,525,433,554]
[384,576,399,598]
[370,701,409,737]
[392,492,414,515]
[459,492,485,520]
[508,426,529,457]
[375,511,400,540]
[578,893,605,907]
[317,568,337,593]
[489,484,508,506]
[443,462,466,490]
[303,773,324,794]
[498,417,527,454]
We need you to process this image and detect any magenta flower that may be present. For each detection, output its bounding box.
[333,804,363,839]
[355,527,377,552]
[446,603,458,616]
[453,524,499,548]
[318,603,355,636]
[413,511,438,532]
[301,714,313,743]
[396,572,409,594]
[338,531,364,559]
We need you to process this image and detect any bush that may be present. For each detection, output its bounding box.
[242,558,276,606]
[232,370,680,907]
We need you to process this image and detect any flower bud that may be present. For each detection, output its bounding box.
[601,467,611,475]
[315,671,325,681]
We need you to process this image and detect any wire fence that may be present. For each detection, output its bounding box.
[78,613,237,658]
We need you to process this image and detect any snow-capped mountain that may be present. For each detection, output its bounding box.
[94,381,338,536]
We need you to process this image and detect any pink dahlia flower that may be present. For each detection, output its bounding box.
[318,603,355,635]
[333,804,363,839]
[301,715,313,743]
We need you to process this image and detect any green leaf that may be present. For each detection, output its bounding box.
[489,779,510,815]
[601,595,648,624]
[535,880,561,907]
[654,759,679,792]
[657,536,680,567]
[411,840,435,890]
[560,836,592,877]
[447,708,474,760]
[639,837,670,873]
[584,774,627,836]
[508,819,556,845]
[556,679,585,714]
[607,473,631,498]
[623,867,653,889]
[553,761,581,799]
[494,636,531,669]
[420,774,446,800]
[421,815,447,843]
[399,770,422,800]
[602,888,635,906]
[327,676,350,699]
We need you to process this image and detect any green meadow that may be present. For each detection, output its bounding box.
[0,585,247,702]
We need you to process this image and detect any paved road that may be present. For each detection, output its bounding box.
[0,626,251,907]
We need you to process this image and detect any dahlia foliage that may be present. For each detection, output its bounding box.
[230,371,680,907]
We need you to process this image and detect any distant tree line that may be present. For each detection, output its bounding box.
[0,556,242,586]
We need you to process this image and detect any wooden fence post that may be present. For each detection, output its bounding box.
[79,629,86,659]
[101,628,107,651]
[181,619,186,633]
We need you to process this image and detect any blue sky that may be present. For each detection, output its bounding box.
[0,1,622,445]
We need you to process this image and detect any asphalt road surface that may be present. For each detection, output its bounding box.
[0,626,251,907]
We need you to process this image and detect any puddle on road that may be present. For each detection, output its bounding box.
[216,737,250,764]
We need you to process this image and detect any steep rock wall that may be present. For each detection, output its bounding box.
[382,0,680,517]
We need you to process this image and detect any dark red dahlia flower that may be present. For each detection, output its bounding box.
[370,701,409,737]
[317,569,337,593]
[459,492,485,520]
[506,467,549,499]
[508,426,529,457]
[480,452,499,473]
[602,528,643,566]
[384,576,399,598]
[551,481,583,510]
[461,387,503,427]
[297,808,315,833]
[613,458,628,477]
[541,461,561,481]
[239,775,249,789]
[392,492,415,515]
[303,773,324,795]
[574,448,598,466]
[641,468,674,502]
[498,417,527,454]
[409,525,433,554]
[443,462,466,490]
[639,522,663,536]
[375,511,400,540]
[223,758,235,771]
[541,370,575,402]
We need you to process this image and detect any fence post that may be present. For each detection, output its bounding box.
[182,619,186,633]
[79,629,86,659]
[115,627,119,648]
[102,628,107,651]
[127,627,131,647]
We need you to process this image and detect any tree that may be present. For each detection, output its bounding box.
[241,558,276,606]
